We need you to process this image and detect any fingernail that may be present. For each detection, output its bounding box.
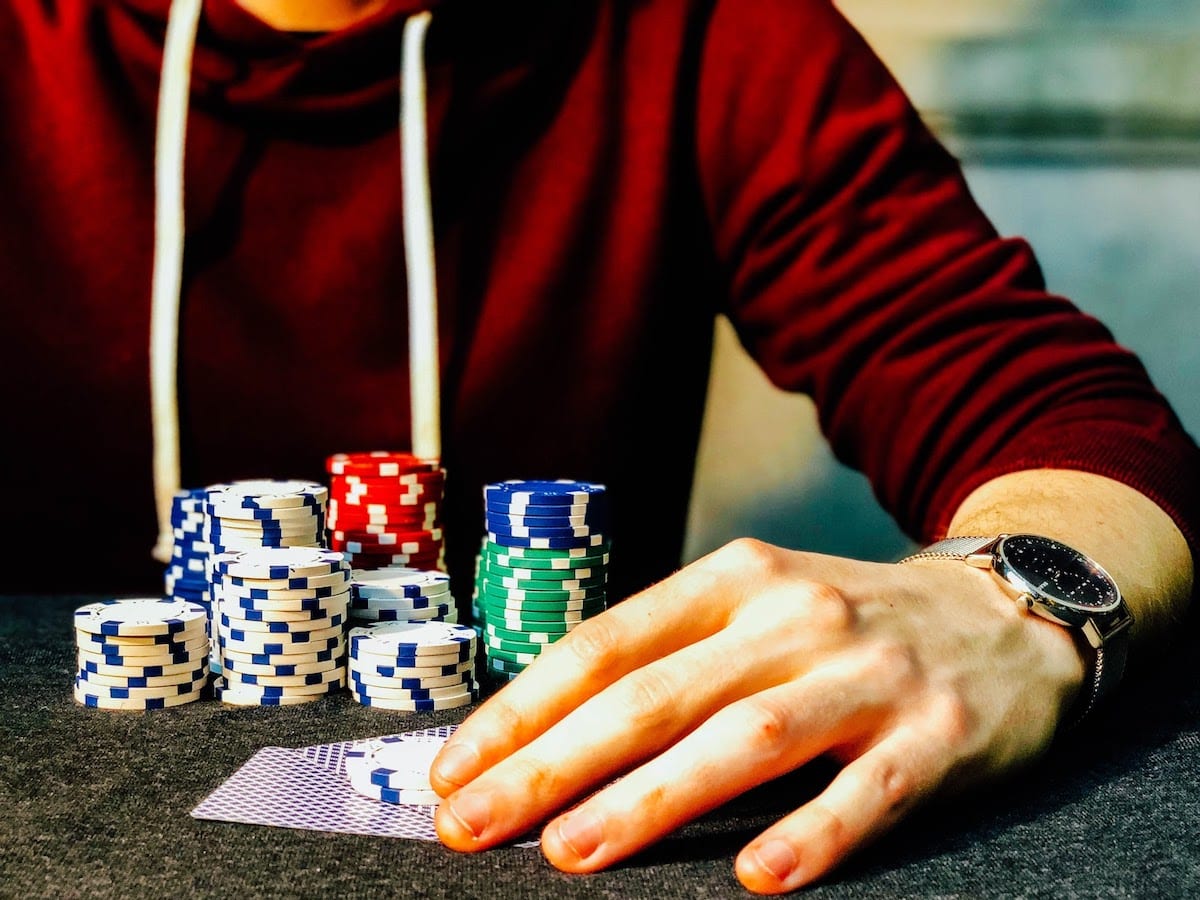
[557,809,603,860]
[447,792,491,839]
[434,742,481,787]
[752,840,797,882]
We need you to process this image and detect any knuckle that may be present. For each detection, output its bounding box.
[614,666,679,731]
[865,757,915,818]
[713,537,781,576]
[728,693,794,758]
[801,581,855,633]
[861,638,919,686]
[564,615,626,677]
[926,689,972,747]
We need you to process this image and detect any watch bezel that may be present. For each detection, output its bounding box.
[991,533,1123,621]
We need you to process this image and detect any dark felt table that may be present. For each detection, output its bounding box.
[2,595,1197,899]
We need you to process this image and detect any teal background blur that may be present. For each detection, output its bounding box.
[684,1,1200,565]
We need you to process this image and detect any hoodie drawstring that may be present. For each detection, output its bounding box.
[149,3,441,563]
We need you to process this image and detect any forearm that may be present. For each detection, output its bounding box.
[944,468,1195,661]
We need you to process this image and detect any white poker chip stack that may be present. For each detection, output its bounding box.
[73,598,210,710]
[194,479,329,675]
[347,620,479,711]
[344,733,448,805]
[348,567,458,625]
[208,547,351,706]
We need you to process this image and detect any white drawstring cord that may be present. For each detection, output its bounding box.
[400,10,442,464]
[149,0,202,564]
[148,5,443,564]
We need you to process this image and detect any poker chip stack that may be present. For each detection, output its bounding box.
[73,598,210,710]
[164,486,215,620]
[347,620,479,711]
[201,479,329,673]
[208,547,351,706]
[478,480,611,681]
[325,452,447,572]
[349,567,458,624]
[344,732,448,806]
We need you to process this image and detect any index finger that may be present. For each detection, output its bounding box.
[429,542,762,795]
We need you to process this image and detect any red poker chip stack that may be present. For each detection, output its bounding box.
[325,451,448,572]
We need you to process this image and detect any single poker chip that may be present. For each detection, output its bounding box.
[213,678,341,707]
[222,569,351,591]
[205,479,328,511]
[326,451,441,477]
[484,501,599,517]
[222,666,345,688]
[218,611,346,633]
[359,607,458,625]
[75,625,205,647]
[485,573,606,593]
[483,552,610,573]
[218,633,343,657]
[79,656,210,678]
[346,764,444,805]
[76,633,209,658]
[486,532,605,551]
[349,588,452,609]
[74,598,207,638]
[211,547,348,580]
[216,582,347,602]
[475,591,602,612]
[483,636,555,659]
[351,567,451,596]
[220,654,346,677]
[347,667,474,690]
[219,591,351,614]
[345,734,445,791]
[205,511,322,530]
[349,644,472,671]
[212,675,344,698]
[74,683,204,710]
[218,641,344,667]
[485,521,603,539]
[71,673,206,700]
[482,540,611,560]
[347,654,474,678]
[218,622,345,650]
[483,480,606,505]
[224,603,347,624]
[483,645,541,666]
[348,599,456,620]
[480,582,605,604]
[478,609,584,633]
[480,559,605,581]
[485,654,528,676]
[331,527,443,546]
[76,666,208,689]
[349,689,476,712]
[343,553,446,571]
[351,678,479,703]
[334,489,445,509]
[348,620,475,655]
[76,645,208,669]
[485,623,569,645]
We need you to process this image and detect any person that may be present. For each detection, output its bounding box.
[2,0,1196,894]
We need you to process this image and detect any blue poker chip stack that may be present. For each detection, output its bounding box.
[165,487,216,667]
[477,480,611,681]
[209,546,351,706]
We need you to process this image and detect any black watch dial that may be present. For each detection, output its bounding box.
[994,534,1121,613]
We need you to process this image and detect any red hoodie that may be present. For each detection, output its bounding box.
[2,0,1197,608]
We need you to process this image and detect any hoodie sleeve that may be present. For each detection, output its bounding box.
[692,0,1200,563]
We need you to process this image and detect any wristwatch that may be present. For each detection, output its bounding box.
[900,533,1134,727]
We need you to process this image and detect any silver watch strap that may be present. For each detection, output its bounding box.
[898,535,994,563]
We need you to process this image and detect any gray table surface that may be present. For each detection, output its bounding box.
[2,595,1197,899]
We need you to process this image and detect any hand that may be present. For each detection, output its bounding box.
[429,538,1085,893]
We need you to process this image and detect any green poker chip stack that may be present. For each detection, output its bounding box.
[477,480,611,680]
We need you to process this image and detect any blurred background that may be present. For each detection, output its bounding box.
[684,0,1200,565]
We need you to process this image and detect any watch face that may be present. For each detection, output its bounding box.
[994,534,1122,614]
